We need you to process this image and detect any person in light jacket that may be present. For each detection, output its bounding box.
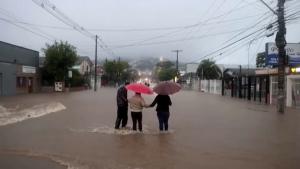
[129,93,149,132]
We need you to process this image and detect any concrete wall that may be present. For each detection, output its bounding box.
[42,86,54,92]
[0,41,39,67]
[0,62,15,95]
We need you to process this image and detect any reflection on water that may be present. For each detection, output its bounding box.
[0,102,66,126]
[69,124,175,135]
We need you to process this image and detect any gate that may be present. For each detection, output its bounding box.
[222,75,269,103]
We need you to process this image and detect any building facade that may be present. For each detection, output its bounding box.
[0,41,42,96]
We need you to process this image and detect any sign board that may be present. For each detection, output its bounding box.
[22,66,36,73]
[68,71,72,78]
[291,67,300,73]
[255,68,278,75]
[265,43,300,66]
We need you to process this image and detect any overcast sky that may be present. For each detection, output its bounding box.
[1,0,300,67]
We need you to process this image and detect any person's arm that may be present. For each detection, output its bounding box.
[141,98,149,108]
[149,96,157,107]
[122,88,128,103]
[168,96,172,106]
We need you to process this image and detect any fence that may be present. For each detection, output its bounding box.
[181,79,222,95]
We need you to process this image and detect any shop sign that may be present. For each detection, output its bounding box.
[291,67,300,73]
[22,66,36,73]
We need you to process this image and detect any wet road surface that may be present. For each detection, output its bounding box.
[0,88,299,169]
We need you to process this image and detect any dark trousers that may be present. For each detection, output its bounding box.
[131,112,142,131]
[157,111,170,131]
[115,106,128,129]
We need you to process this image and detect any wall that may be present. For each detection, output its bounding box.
[78,59,91,75]
[0,62,15,95]
[15,65,42,94]
[42,86,54,92]
[0,41,39,67]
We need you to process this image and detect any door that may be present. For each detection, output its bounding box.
[28,77,33,93]
[292,79,300,108]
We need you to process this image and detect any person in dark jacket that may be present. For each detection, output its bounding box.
[115,82,130,129]
[149,95,172,131]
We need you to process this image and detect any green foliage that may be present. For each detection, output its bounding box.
[103,61,117,81]
[42,41,78,81]
[69,69,85,87]
[101,74,109,80]
[256,52,266,68]
[103,60,132,83]
[121,71,131,82]
[197,59,221,79]
[223,72,231,86]
[158,68,176,81]
[41,65,54,86]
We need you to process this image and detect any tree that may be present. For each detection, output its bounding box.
[223,72,231,86]
[42,41,78,81]
[256,52,266,68]
[197,59,221,79]
[121,71,131,82]
[103,60,131,83]
[158,68,176,81]
[103,61,117,81]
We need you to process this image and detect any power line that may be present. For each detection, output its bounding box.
[32,0,116,58]
[177,0,217,46]
[96,0,273,52]
[185,0,243,47]
[182,0,228,46]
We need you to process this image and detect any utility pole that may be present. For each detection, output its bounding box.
[172,50,182,80]
[94,35,98,91]
[276,0,287,113]
[260,0,286,113]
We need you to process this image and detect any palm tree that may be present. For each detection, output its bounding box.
[197,59,222,80]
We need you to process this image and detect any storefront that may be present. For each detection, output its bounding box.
[286,67,300,107]
[0,41,42,96]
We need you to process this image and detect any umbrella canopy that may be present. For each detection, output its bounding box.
[153,81,182,95]
[126,83,153,95]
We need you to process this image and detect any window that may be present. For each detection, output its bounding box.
[86,66,88,71]
[16,77,26,87]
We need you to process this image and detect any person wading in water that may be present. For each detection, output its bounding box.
[115,82,130,130]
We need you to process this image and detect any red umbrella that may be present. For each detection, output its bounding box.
[153,81,182,95]
[126,83,153,95]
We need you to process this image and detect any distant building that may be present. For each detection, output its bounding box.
[0,41,42,95]
[73,56,93,75]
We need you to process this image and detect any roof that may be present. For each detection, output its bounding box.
[0,41,39,53]
[224,68,262,76]
[75,56,88,65]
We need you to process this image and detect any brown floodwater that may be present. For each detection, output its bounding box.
[0,88,299,169]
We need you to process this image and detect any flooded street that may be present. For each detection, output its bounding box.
[0,89,299,169]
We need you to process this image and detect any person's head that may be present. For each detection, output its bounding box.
[125,82,130,86]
